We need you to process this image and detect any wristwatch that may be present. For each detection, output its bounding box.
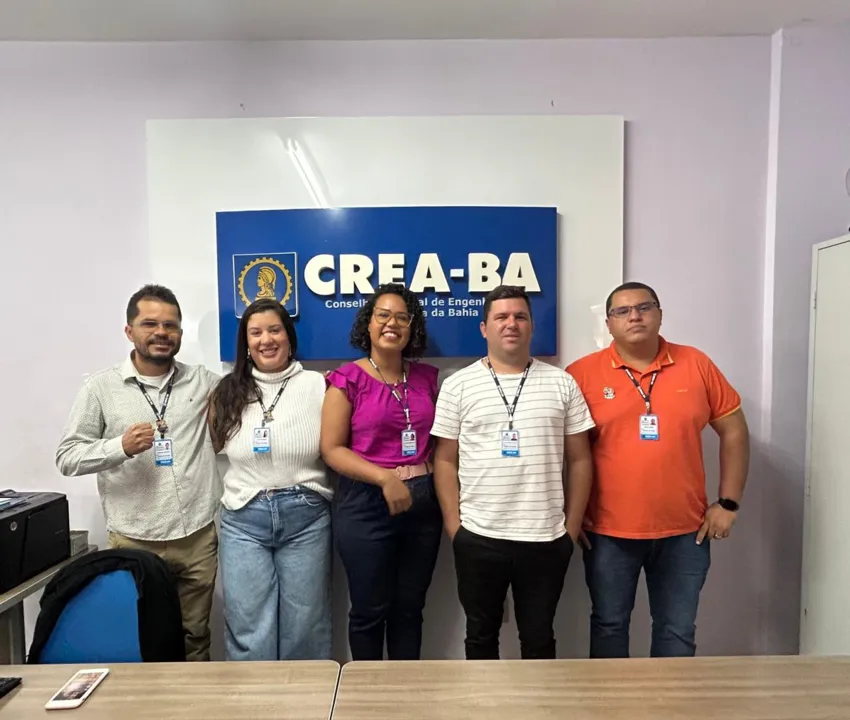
[717,498,740,512]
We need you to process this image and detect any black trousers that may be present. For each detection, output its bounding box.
[335,475,442,661]
[452,526,573,659]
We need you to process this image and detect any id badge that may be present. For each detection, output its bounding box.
[401,429,417,457]
[253,427,271,453]
[501,429,520,457]
[154,438,174,467]
[639,414,659,441]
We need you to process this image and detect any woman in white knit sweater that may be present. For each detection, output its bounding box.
[209,299,332,661]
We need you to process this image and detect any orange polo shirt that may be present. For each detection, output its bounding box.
[566,338,741,539]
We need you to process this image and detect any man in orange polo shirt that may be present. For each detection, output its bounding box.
[566,281,749,658]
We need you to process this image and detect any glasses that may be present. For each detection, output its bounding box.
[373,308,412,328]
[608,301,659,319]
[137,320,182,334]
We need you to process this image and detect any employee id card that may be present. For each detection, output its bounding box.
[401,429,418,457]
[253,427,271,453]
[501,429,520,457]
[639,414,659,441]
[154,438,174,466]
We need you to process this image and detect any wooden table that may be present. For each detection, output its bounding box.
[333,656,850,720]
[0,545,97,664]
[0,660,340,719]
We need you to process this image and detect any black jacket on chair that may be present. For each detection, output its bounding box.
[27,548,186,663]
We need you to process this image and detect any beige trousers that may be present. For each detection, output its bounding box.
[108,522,218,661]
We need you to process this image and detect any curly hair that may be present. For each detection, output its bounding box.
[349,283,428,358]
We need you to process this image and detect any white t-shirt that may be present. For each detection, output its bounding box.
[431,358,594,542]
[136,373,170,389]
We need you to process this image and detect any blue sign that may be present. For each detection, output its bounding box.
[216,206,557,361]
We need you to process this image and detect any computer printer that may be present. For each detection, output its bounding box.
[0,492,70,594]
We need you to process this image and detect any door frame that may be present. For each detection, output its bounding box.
[800,233,850,652]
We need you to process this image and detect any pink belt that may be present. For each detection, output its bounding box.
[394,461,433,480]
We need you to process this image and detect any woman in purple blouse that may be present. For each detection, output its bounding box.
[321,283,442,660]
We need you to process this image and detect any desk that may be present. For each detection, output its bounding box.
[0,546,97,664]
[0,660,340,719]
[333,656,850,720]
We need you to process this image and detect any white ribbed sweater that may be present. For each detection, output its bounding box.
[220,362,332,511]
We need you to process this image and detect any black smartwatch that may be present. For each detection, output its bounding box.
[717,498,740,512]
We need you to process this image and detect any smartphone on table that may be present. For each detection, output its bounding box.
[44,668,109,711]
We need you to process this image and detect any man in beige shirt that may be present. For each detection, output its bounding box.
[56,284,220,661]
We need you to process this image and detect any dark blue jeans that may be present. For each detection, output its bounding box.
[583,530,710,658]
[334,474,442,661]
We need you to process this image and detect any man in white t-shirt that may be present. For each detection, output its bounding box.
[431,285,595,659]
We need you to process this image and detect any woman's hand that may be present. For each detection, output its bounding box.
[381,472,413,515]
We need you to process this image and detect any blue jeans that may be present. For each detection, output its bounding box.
[334,474,442,660]
[583,530,710,658]
[219,487,332,661]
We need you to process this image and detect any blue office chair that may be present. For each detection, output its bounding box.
[38,569,143,663]
[29,548,185,664]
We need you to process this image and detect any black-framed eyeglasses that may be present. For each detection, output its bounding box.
[373,308,412,328]
[607,301,659,319]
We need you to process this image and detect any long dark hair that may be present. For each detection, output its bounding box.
[349,283,428,358]
[209,299,298,448]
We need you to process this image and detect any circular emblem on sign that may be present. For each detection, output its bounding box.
[237,257,293,309]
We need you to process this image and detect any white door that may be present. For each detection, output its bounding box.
[801,236,850,654]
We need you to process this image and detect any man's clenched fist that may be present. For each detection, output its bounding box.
[122,423,155,457]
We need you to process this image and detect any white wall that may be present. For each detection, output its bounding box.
[765,23,850,653]
[0,36,772,657]
[146,115,624,368]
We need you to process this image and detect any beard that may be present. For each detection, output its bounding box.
[136,337,180,365]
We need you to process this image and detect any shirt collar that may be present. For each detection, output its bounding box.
[479,357,536,374]
[121,354,180,385]
[608,337,674,372]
